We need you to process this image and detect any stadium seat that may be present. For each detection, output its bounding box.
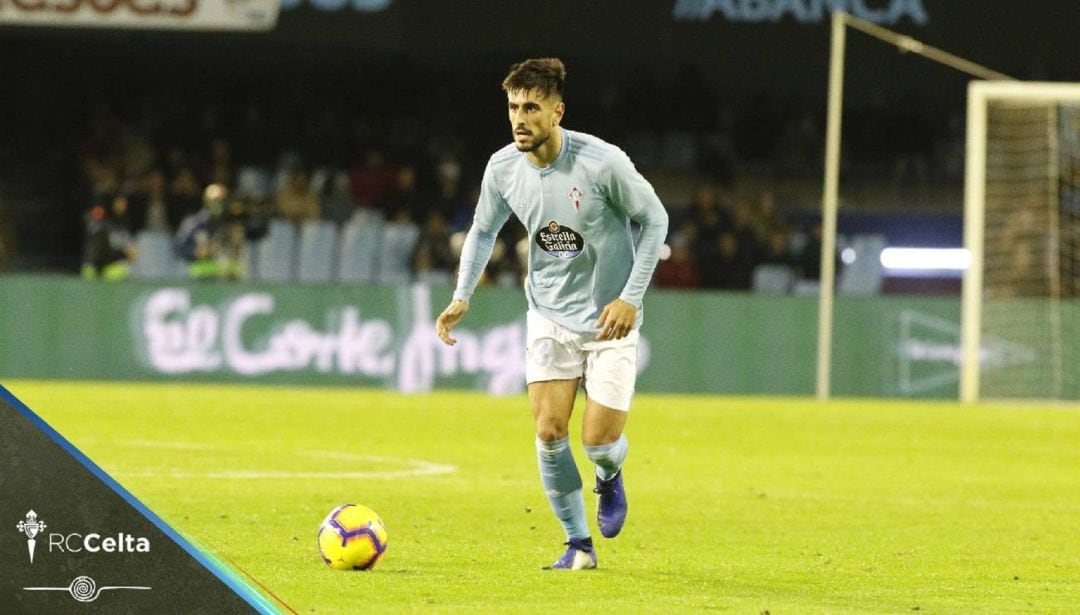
[792,279,821,296]
[297,219,338,283]
[132,230,180,280]
[254,219,297,282]
[337,211,383,284]
[377,221,420,285]
[838,234,887,295]
[751,264,794,295]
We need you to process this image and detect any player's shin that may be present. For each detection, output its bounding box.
[535,436,589,540]
[584,434,627,480]
[585,434,629,538]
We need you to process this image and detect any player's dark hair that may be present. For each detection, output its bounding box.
[502,58,566,99]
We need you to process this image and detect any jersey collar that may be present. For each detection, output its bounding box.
[524,127,569,175]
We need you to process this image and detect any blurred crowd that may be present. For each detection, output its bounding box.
[73,56,923,290]
[0,35,979,283]
[657,186,822,290]
[76,99,824,290]
[80,142,826,292]
[77,106,481,282]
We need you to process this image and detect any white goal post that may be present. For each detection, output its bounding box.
[961,81,1080,403]
[816,11,1011,400]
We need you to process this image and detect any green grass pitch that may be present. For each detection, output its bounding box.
[7,380,1080,614]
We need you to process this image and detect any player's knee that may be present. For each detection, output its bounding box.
[535,422,568,442]
[581,430,620,447]
[535,421,570,440]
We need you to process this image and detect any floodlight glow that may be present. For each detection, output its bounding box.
[841,248,856,265]
[879,248,971,271]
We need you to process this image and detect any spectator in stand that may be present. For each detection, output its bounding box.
[414,211,455,274]
[684,184,729,267]
[702,230,755,290]
[378,165,424,223]
[276,167,321,224]
[413,212,457,285]
[348,149,397,211]
[169,166,203,225]
[212,205,249,281]
[175,184,221,267]
[130,168,174,233]
[750,190,789,247]
[759,228,795,267]
[174,183,245,280]
[432,152,467,226]
[730,202,762,264]
[320,171,358,226]
[82,193,137,280]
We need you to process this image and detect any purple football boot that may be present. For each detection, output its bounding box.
[594,470,627,538]
[544,537,597,570]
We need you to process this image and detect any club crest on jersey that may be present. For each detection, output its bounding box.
[568,186,584,211]
[535,220,584,260]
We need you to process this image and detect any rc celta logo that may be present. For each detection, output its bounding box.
[16,509,46,563]
[15,508,152,563]
[48,529,152,555]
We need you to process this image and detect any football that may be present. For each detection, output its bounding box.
[317,504,389,570]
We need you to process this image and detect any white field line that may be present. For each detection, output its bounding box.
[96,440,457,480]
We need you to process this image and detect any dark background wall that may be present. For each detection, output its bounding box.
[1,0,1078,270]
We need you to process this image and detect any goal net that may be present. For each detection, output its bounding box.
[961,82,1080,402]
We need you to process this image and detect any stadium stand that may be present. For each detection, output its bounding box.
[376,221,421,285]
[297,219,338,284]
[751,264,795,295]
[131,230,181,280]
[338,212,383,284]
[255,220,298,283]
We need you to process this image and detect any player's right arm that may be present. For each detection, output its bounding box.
[436,161,512,346]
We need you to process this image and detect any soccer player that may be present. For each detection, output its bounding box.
[435,58,668,570]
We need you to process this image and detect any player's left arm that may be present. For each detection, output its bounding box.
[595,148,669,341]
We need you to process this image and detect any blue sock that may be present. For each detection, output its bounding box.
[535,436,589,540]
[584,434,628,481]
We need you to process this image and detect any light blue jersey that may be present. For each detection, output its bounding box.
[453,128,669,334]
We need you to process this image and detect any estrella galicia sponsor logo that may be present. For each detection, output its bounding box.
[14,508,151,563]
[535,220,584,260]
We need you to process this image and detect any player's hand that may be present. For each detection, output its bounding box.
[436,299,470,346]
[594,298,637,341]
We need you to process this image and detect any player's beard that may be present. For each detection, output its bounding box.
[514,129,549,153]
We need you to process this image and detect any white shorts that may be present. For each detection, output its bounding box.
[525,310,639,411]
